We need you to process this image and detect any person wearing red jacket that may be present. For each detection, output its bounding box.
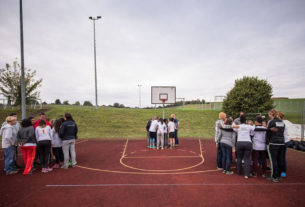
[34,113,51,129]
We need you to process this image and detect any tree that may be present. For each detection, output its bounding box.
[222,76,274,117]
[73,101,80,106]
[63,100,69,105]
[0,60,42,106]
[113,102,120,108]
[83,101,93,106]
[55,99,61,105]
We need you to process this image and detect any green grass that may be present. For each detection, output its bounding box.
[1,105,302,140]
[41,105,220,139]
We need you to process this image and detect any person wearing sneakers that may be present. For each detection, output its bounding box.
[168,118,176,149]
[251,116,268,178]
[35,120,53,173]
[266,109,285,183]
[148,117,158,149]
[59,113,78,169]
[51,119,64,168]
[233,114,255,179]
[156,118,166,150]
[17,118,37,175]
[277,112,290,178]
[217,118,236,175]
[1,116,19,175]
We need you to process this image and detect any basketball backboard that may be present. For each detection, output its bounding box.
[151,86,176,104]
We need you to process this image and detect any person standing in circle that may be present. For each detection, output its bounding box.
[168,118,176,149]
[266,109,285,183]
[59,113,78,169]
[171,114,179,147]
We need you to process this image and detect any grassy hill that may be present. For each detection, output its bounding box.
[45,106,219,139]
[1,105,302,139]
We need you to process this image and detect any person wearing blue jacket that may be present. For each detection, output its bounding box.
[59,113,78,169]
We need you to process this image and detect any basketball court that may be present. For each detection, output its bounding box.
[1,138,305,207]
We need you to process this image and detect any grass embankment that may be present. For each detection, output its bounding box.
[45,106,220,139]
[1,105,302,139]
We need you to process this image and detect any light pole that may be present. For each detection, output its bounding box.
[19,0,26,119]
[89,16,101,109]
[137,84,142,108]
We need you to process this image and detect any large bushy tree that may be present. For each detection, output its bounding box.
[222,76,273,117]
[0,60,42,106]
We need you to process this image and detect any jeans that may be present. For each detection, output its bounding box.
[149,132,157,147]
[216,144,222,168]
[62,139,76,168]
[146,131,150,146]
[52,147,64,164]
[236,141,252,176]
[157,133,164,148]
[220,143,232,171]
[38,140,51,168]
[267,144,284,179]
[4,146,16,173]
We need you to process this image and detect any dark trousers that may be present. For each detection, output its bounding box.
[149,132,157,145]
[281,142,289,173]
[220,143,232,171]
[174,130,179,145]
[252,150,267,174]
[52,147,64,164]
[268,144,284,179]
[236,141,252,176]
[216,144,222,168]
[37,140,51,168]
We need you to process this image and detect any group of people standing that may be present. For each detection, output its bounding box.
[0,112,78,175]
[215,110,289,183]
[146,114,179,149]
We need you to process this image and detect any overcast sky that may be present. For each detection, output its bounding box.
[0,0,305,107]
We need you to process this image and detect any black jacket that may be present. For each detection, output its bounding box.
[17,126,36,144]
[59,120,78,140]
[266,118,285,145]
[146,119,152,132]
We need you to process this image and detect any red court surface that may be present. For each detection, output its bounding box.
[1,138,305,207]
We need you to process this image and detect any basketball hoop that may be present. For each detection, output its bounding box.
[161,99,167,105]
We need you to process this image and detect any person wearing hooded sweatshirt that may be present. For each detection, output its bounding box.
[1,116,18,175]
[59,113,78,169]
[17,118,37,175]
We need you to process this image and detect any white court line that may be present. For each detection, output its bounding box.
[45,183,305,187]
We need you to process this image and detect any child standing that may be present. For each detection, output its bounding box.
[148,117,158,149]
[168,118,176,149]
[17,119,37,175]
[251,116,268,177]
[157,118,165,150]
[163,119,168,148]
[51,119,64,168]
[35,120,53,173]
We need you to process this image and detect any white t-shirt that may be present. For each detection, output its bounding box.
[149,120,158,132]
[168,122,176,133]
[157,122,167,134]
[35,126,53,142]
[235,124,255,142]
